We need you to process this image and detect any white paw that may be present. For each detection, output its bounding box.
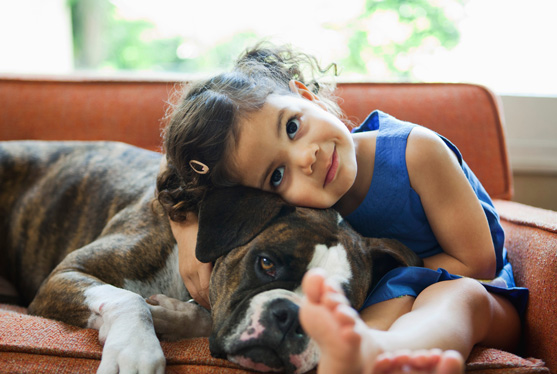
[147,294,212,340]
[97,319,165,374]
[85,285,167,374]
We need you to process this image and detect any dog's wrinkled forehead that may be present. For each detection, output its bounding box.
[208,212,346,293]
[196,187,344,263]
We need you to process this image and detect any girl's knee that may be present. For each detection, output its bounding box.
[452,279,521,349]
[451,277,488,295]
[452,278,492,311]
[417,277,492,315]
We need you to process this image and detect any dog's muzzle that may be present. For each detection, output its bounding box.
[218,290,320,373]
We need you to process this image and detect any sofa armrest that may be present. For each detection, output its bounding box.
[493,199,557,373]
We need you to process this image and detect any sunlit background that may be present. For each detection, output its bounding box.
[1,0,556,95]
[1,0,556,209]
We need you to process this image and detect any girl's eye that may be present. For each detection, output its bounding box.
[259,256,277,277]
[270,166,284,188]
[269,117,298,189]
[286,118,300,139]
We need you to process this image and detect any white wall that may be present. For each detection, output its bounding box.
[0,0,73,74]
[500,95,557,210]
[501,95,557,173]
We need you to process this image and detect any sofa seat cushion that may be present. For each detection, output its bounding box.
[0,304,549,373]
[0,304,242,373]
[467,347,549,373]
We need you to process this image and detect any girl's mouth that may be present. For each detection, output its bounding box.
[324,146,338,187]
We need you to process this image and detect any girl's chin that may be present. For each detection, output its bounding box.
[291,196,335,210]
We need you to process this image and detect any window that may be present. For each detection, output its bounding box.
[2,0,555,95]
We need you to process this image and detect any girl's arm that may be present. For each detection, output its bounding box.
[169,212,213,309]
[406,127,496,279]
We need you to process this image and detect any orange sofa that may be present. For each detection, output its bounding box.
[0,76,555,374]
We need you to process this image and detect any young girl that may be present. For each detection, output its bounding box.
[156,44,527,374]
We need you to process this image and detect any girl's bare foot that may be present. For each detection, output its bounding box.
[299,268,465,374]
[299,268,377,374]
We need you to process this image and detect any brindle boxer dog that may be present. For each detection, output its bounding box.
[0,141,422,374]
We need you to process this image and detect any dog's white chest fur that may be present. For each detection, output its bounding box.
[123,246,188,300]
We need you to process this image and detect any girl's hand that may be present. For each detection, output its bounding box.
[170,213,213,310]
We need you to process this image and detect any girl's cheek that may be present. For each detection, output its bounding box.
[285,192,326,209]
[279,190,300,207]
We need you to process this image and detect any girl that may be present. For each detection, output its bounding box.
[156,44,527,374]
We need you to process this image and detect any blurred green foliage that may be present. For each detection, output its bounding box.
[341,0,464,79]
[70,0,464,80]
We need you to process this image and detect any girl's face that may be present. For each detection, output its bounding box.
[229,84,357,209]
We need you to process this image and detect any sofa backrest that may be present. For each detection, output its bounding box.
[336,83,512,200]
[0,77,175,152]
[0,77,511,200]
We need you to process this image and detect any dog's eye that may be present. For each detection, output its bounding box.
[259,257,277,277]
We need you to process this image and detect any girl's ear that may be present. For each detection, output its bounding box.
[288,80,328,111]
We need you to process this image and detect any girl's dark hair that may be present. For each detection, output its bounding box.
[156,43,343,222]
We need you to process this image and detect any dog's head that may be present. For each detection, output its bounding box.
[197,187,421,373]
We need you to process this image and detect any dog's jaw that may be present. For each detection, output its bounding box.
[223,289,319,373]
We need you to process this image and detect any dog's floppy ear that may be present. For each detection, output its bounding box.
[366,238,423,286]
[196,186,294,263]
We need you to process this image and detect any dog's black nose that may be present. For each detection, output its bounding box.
[268,299,303,336]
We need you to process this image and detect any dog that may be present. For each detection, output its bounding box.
[0,140,422,374]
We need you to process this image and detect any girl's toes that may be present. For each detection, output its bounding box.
[437,350,465,374]
[333,303,359,327]
[302,269,327,302]
[322,290,350,310]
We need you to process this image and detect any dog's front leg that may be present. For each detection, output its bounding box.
[85,284,166,374]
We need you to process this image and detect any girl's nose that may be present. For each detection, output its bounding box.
[294,143,318,175]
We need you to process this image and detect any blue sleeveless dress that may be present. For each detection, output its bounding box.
[345,111,528,316]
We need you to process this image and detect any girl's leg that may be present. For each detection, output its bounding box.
[359,294,415,331]
[300,271,463,374]
[380,277,520,354]
[299,269,521,374]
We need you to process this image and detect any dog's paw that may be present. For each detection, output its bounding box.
[147,294,212,340]
[97,314,165,374]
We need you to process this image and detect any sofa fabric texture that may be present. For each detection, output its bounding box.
[0,303,550,374]
[0,76,555,373]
